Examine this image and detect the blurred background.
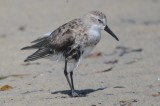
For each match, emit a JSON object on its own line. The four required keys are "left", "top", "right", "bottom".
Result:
{"left": 0, "top": 0, "right": 160, "bottom": 106}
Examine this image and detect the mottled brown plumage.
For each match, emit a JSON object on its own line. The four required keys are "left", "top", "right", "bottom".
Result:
{"left": 21, "top": 11, "right": 119, "bottom": 97}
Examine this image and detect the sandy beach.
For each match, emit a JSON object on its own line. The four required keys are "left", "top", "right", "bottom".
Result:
{"left": 0, "top": 0, "right": 160, "bottom": 106}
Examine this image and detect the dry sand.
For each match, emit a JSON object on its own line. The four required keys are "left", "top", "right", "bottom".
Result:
{"left": 0, "top": 0, "right": 160, "bottom": 106}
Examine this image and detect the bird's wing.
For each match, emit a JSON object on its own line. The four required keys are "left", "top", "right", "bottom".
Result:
{"left": 43, "top": 32, "right": 52, "bottom": 36}
{"left": 22, "top": 19, "right": 81, "bottom": 62}
{"left": 30, "top": 32, "right": 52, "bottom": 43}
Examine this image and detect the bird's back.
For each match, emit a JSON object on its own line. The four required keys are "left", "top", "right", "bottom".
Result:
{"left": 21, "top": 19, "right": 86, "bottom": 62}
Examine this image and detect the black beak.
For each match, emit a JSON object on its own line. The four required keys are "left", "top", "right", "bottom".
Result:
{"left": 104, "top": 25, "right": 119, "bottom": 41}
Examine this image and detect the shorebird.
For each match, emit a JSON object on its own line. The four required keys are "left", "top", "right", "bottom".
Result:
{"left": 21, "top": 11, "right": 119, "bottom": 97}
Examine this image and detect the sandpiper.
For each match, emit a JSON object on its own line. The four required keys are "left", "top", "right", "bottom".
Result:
{"left": 21, "top": 11, "right": 119, "bottom": 97}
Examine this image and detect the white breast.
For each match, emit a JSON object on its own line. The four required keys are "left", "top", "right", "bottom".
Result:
{"left": 87, "top": 26, "right": 101, "bottom": 44}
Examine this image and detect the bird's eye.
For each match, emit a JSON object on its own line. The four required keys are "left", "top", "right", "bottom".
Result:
{"left": 98, "top": 19, "right": 103, "bottom": 23}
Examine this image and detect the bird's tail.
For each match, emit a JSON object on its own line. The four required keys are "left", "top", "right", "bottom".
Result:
{"left": 21, "top": 46, "right": 35, "bottom": 50}
{"left": 21, "top": 36, "right": 48, "bottom": 50}
{"left": 24, "top": 47, "right": 54, "bottom": 62}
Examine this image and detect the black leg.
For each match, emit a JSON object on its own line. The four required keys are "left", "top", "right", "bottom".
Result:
{"left": 64, "top": 54, "right": 85, "bottom": 97}
{"left": 64, "top": 60, "right": 78, "bottom": 97}
{"left": 64, "top": 60, "right": 81, "bottom": 97}
{"left": 70, "top": 71, "right": 74, "bottom": 90}
{"left": 70, "top": 71, "right": 80, "bottom": 97}
{"left": 64, "top": 59, "right": 72, "bottom": 90}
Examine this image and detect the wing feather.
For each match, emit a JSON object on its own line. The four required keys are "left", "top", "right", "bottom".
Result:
{"left": 22, "top": 19, "right": 81, "bottom": 62}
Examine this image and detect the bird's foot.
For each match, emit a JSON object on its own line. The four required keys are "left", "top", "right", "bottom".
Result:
{"left": 71, "top": 91, "right": 86, "bottom": 97}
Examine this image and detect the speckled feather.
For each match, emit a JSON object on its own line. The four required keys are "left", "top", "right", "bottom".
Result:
{"left": 21, "top": 11, "right": 119, "bottom": 97}
{"left": 21, "top": 11, "right": 107, "bottom": 62}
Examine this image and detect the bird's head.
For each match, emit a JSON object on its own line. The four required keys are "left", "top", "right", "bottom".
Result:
{"left": 82, "top": 11, "right": 119, "bottom": 41}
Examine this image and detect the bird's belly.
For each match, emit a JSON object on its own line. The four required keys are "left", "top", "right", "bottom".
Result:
{"left": 82, "top": 46, "right": 95, "bottom": 58}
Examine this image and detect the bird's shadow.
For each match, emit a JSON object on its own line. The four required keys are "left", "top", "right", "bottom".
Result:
{"left": 51, "top": 87, "right": 107, "bottom": 97}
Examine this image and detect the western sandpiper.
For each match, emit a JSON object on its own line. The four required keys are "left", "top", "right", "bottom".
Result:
{"left": 21, "top": 11, "right": 119, "bottom": 97}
